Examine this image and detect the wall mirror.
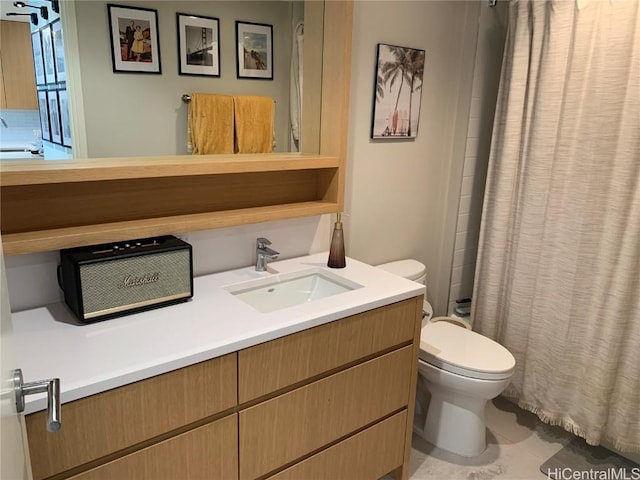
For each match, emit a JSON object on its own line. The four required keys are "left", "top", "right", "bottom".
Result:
{"left": 0, "top": 1, "right": 350, "bottom": 256}
{"left": 0, "top": 0, "right": 324, "bottom": 159}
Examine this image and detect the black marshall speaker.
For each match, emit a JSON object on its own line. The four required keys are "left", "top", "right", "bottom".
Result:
{"left": 58, "top": 236, "right": 193, "bottom": 323}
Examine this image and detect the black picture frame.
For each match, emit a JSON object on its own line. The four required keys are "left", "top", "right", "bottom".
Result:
{"left": 107, "top": 4, "right": 161, "bottom": 74}
{"left": 58, "top": 89, "right": 72, "bottom": 147}
{"left": 41, "top": 25, "right": 56, "bottom": 84}
{"left": 371, "top": 43, "right": 425, "bottom": 139}
{"left": 177, "top": 13, "right": 220, "bottom": 77}
{"left": 48, "top": 90, "right": 62, "bottom": 145}
{"left": 31, "top": 31, "right": 46, "bottom": 85}
{"left": 37, "top": 90, "right": 51, "bottom": 141}
{"left": 235, "top": 21, "right": 273, "bottom": 80}
{"left": 51, "top": 19, "right": 66, "bottom": 83}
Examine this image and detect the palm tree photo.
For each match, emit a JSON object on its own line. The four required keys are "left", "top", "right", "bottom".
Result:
{"left": 372, "top": 44, "right": 425, "bottom": 138}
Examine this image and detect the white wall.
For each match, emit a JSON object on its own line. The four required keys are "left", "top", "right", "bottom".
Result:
{"left": 74, "top": 0, "right": 300, "bottom": 157}
{"left": 344, "top": 0, "right": 480, "bottom": 315}
{"left": 5, "top": 216, "right": 331, "bottom": 312}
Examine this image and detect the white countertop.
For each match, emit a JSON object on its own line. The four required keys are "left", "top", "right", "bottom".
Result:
{"left": 11, "top": 253, "right": 424, "bottom": 414}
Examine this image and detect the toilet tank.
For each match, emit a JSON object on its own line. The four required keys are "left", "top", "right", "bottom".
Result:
{"left": 376, "top": 259, "right": 426, "bottom": 286}
{"left": 376, "top": 259, "right": 432, "bottom": 321}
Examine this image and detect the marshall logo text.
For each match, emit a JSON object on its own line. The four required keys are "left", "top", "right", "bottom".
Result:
{"left": 118, "top": 272, "right": 160, "bottom": 288}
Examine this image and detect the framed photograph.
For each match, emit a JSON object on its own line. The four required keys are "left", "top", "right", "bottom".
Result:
{"left": 48, "top": 90, "right": 62, "bottom": 145}
{"left": 37, "top": 90, "right": 50, "bottom": 141}
{"left": 41, "top": 25, "right": 56, "bottom": 84}
{"left": 58, "top": 90, "right": 72, "bottom": 147}
{"left": 371, "top": 43, "right": 425, "bottom": 139}
{"left": 107, "top": 4, "right": 161, "bottom": 74}
{"left": 235, "top": 21, "right": 272, "bottom": 79}
{"left": 31, "top": 31, "right": 45, "bottom": 85}
{"left": 51, "top": 19, "right": 66, "bottom": 83}
{"left": 177, "top": 13, "right": 220, "bottom": 76}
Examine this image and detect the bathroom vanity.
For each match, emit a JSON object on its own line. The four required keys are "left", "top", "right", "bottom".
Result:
{"left": 13, "top": 254, "right": 424, "bottom": 480}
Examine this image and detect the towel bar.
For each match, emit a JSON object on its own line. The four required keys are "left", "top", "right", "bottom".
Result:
{"left": 181, "top": 94, "right": 275, "bottom": 104}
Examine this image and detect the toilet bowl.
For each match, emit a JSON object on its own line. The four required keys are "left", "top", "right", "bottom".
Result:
{"left": 377, "top": 259, "right": 516, "bottom": 457}
{"left": 417, "top": 321, "right": 515, "bottom": 456}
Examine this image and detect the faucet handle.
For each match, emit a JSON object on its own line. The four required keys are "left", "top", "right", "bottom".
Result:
{"left": 256, "top": 237, "right": 271, "bottom": 248}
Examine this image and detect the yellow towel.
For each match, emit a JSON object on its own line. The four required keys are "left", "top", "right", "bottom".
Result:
{"left": 233, "top": 95, "right": 274, "bottom": 154}
{"left": 188, "top": 93, "right": 234, "bottom": 154}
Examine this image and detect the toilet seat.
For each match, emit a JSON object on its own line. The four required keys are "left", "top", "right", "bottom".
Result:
{"left": 419, "top": 322, "right": 515, "bottom": 380}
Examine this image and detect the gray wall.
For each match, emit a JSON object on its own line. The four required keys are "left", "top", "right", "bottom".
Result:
{"left": 74, "top": 0, "right": 300, "bottom": 157}
{"left": 344, "top": 0, "right": 480, "bottom": 316}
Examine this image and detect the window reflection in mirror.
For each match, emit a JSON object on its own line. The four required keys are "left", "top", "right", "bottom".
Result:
{"left": 0, "top": 0, "right": 72, "bottom": 161}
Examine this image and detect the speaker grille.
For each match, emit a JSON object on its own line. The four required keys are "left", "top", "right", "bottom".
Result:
{"left": 79, "top": 250, "right": 191, "bottom": 318}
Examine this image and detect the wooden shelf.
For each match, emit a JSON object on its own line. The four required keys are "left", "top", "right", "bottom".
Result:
{"left": 2, "top": 201, "right": 337, "bottom": 255}
{"left": 0, "top": 154, "right": 339, "bottom": 186}
{"left": 0, "top": 155, "right": 340, "bottom": 255}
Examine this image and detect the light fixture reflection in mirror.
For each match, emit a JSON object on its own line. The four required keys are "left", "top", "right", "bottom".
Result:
{"left": 5, "top": 11, "right": 38, "bottom": 25}
{"left": 13, "top": 1, "right": 48, "bottom": 20}
{"left": 47, "top": 0, "right": 59, "bottom": 14}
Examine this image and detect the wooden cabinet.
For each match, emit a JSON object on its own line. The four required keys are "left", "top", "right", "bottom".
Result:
{"left": 26, "top": 297, "right": 422, "bottom": 480}
{"left": 68, "top": 416, "right": 238, "bottom": 480}
{"left": 0, "top": 20, "right": 38, "bottom": 110}
{"left": 239, "top": 347, "right": 413, "bottom": 480}
{"left": 238, "top": 298, "right": 417, "bottom": 403}
{"left": 26, "top": 353, "right": 237, "bottom": 480}
{"left": 267, "top": 411, "right": 408, "bottom": 480}
{"left": 237, "top": 297, "right": 421, "bottom": 479}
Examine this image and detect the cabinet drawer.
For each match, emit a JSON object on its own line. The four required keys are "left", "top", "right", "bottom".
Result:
{"left": 69, "top": 415, "right": 238, "bottom": 480}
{"left": 27, "top": 353, "right": 237, "bottom": 480}
{"left": 239, "top": 297, "right": 420, "bottom": 402}
{"left": 267, "top": 411, "right": 407, "bottom": 480}
{"left": 239, "top": 346, "right": 414, "bottom": 480}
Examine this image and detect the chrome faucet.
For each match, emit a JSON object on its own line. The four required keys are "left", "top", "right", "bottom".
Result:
{"left": 256, "top": 237, "right": 279, "bottom": 272}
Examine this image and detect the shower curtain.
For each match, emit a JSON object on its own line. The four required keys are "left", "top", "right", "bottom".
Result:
{"left": 290, "top": 21, "right": 304, "bottom": 151}
{"left": 472, "top": 0, "right": 640, "bottom": 452}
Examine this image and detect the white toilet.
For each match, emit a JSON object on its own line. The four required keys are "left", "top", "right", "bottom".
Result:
{"left": 377, "top": 260, "right": 516, "bottom": 457}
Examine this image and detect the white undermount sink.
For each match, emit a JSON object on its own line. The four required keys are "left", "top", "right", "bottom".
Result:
{"left": 224, "top": 267, "right": 363, "bottom": 313}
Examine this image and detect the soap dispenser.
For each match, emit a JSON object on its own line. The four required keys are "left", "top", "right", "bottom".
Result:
{"left": 327, "top": 212, "right": 346, "bottom": 268}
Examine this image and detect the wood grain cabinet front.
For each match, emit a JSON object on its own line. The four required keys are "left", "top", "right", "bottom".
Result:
{"left": 0, "top": 20, "right": 38, "bottom": 110}
{"left": 26, "top": 353, "right": 237, "bottom": 480}
{"left": 67, "top": 415, "right": 238, "bottom": 480}
{"left": 239, "top": 346, "right": 414, "bottom": 480}
{"left": 266, "top": 411, "right": 408, "bottom": 480}
{"left": 238, "top": 297, "right": 419, "bottom": 403}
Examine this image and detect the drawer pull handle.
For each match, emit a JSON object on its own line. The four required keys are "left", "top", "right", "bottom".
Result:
{"left": 13, "top": 368, "right": 61, "bottom": 432}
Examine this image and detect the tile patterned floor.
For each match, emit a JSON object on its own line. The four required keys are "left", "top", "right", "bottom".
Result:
{"left": 405, "top": 396, "right": 578, "bottom": 480}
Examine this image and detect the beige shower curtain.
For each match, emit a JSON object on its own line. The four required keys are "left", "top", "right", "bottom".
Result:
{"left": 472, "top": 0, "right": 640, "bottom": 452}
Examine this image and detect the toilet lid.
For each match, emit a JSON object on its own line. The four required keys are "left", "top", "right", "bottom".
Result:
{"left": 419, "top": 322, "right": 515, "bottom": 380}
{"left": 376, "top": 259, "right": 425, "bottom": 281}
